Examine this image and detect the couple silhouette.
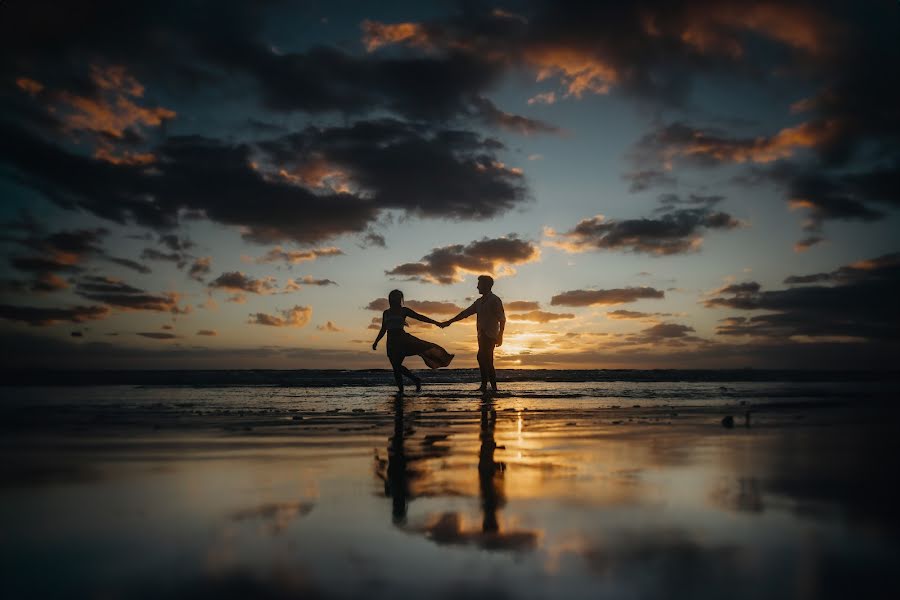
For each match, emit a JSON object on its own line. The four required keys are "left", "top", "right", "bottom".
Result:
{"left": 372, "top": 275, "right": 506, "bottom": 395}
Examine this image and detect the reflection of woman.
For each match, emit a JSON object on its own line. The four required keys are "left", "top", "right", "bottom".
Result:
{"left": 372, "top": 290, "right": 454, "bottom": 395}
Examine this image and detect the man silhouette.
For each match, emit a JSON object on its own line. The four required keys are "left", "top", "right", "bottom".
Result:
{"left": 442, "top": 275, "right": 505, "bottom": 394}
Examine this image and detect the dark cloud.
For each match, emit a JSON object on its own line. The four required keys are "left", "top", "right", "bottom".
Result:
{"left": 793, "top": 236, "right": 825, "bottom": 253}
{"left": 362, "top": 1, "right": 840, "bottom": 108}
{"left": 248, "top": 305, "right": 312, "bottom": 328}
{"left": 626, "top": 322, "right": 701, "bottom": 345}
{"left": 469, "top": 96, "right": 562, "bottom": 135}
{"left": 548, "top": 202, "right": 741, "bottom": 256}
{"left": 137, "top": 332, "right": 177, "bottom": 340}
{"left": 74, "top": 275, "right": 188, "bottom": 313}
{"left": 284, "top": 276, "right": 337, "bottom": 292}
{"left": 208, "top": 272, "right": 277, "bottom": 295}
{"left": 606, "top": 310, "right": 673, "bottom": 320}
{"left": 188, "top": 257, "right": 212, "bottom": 282}
{"left": 107, "top": 256, "right": 152, "bottom": 274}
{"left": 706, "top": 253, "right": 900, "bottom": 340}
{"left": 2, "top": 117, "right": 528, "bottom": 245}
{"left": 257, "top": 119, "right": 529, "bottom": 223}
{"left": 551, "top": 287, "right": 665, "bottom": 307}
{"left": 3, "top": 226, "right": 107, "bottom": 289}
{"left": 386, "top": 235, "right": 539, "bottom": 284}
{"left": 158, "top": 234, "right": 193, "bottom": 252}
{"left": 0, "top": 303, "right": 109, "bottom": 326}
{"left": 360, "top": 232, "right": 386, "bottom": 248}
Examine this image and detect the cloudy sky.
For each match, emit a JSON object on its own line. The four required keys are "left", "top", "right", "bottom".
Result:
{"left": 1, "top": 0, "right": 897, "bottom": 369}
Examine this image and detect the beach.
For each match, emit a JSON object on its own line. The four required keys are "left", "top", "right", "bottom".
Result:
{"left": 2, "top": 371, "right": 899, "bottom": 599}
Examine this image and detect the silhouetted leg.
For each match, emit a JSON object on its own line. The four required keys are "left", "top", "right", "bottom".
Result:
{"left": 388, "top": 352, "right": 405, "bottom": 394}
{"left": 400, "top": 365, "right": 421, "bottom": 391}
{"left": 478, "top": 335, "right": 498, "bottom": 392}
{"left": 477, "top": 337, "right": 490, "bottom": 391}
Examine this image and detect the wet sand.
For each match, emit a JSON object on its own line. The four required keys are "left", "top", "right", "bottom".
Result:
{"left": 2, "top": 388, "right": 899, "bottom": 599}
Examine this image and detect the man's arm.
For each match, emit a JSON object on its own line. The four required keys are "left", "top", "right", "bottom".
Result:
{"left": 442, "top": 301, "right": 477, "bottom": 327}
{"left": 495, "top": 298, "right": 506, "bottom": 347}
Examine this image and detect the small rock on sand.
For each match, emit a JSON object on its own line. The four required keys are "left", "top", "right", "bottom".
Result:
{"left": 721, "top": 415, "right": 735, "bottom": 428}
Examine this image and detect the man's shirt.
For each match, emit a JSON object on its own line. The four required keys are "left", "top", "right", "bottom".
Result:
{"left": 459, "top": 293, "right": 505, "bottom": 339}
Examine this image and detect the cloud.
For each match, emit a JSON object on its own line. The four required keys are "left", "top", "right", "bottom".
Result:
{"left": 551, "top": 287, "right": 665, "bottom": 307}
{"left": 251, "top": 246, "right": 344, "bottom": 265}
{"left": 196, "top": 329, "right": 217, "bottom": 336}
{"left": 634, "top": 120, "right": 840, "bottom": 168}
{"left": 284, "top": 276, "right": 337, "bottom": 292}
{"left": 366, "top": 298, "right": 464, "bottom": 315}
{"left": 208, "top": 272, "right": 278, "bottom": 295}
{"left": 705, "top": 253, "right": 900, "bottom": 340}
{"left": 249, "top": 305, "right": 312, "bottom": 328}
{"left": 527, "top": 91, "right": 556, "bottom": 105}
{"left": 107, "top": 256, "right": 152, "bottom": 274}
{"left": 74, "top": 275, "right": 187, "bottom": 313}
{"left": 137, "top": 332, "right": 177, "bottom": 340}
{"left": 386, "top": 235, "right": 540, "bottom": 284}
{"left": 793, "top": 236, "right": 825, "bottom": 253}
{"left": 606, "top": 310, "right": 673, "bottom": 320}
{"left": 0, "top": 303, "right": 110, "bottom": 326}
{"left": 188, "top": 257, "right": 212, "bottom": 282}
{"left": 316, "top": 321, "right": 342, "bottom": 333}
{"left": 626, "top": 322, "right": 700, "bottom": 345}
{"left": 505, "top": 301, "right": 541, "bottom": 312}
{"left": 546, "top": 200, "right": 741, "bottom": 256}
{"left": 361, "top": 1, "right": 837, "bottom": 108}
{"left": 2, "top": 117, "right": 529, "bottom": 246}
{"left": 469, "top": 96, "right": 561, "bottom": 135}
{"left": 506, "top": 310, "right": 575, "bottom": 323}
{"left": 158, "top": 234, "right": 193, "bottom": 252}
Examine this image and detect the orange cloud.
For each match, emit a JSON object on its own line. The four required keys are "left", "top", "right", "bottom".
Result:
{"left": 507, "top": 310, "right": 575, "bottom": 323}
{"left": 681, "top": 3, "right": 833, "bottom": 57}
{"left": 249, "top": 305, "right": 312, "bottom": 328}
{"left": 251, "top": 246, "right": 344, "bottom": 265}
{"left": 317, "top": 321, "right": 342, "bottom": 333}
{"left": 15, "top": 77, "right": 44, "bottom": 96}
{"left": 93, "top": 147, "right": 156, "bottom": 166}
{"left": 525, "top": 46, "right": 619, "bottom": 97}
{"left": 362, "top": 20, "right": 432, "bottom": 52}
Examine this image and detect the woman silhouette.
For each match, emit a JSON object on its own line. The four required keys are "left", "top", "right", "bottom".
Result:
{"left": 372, "top": 290, "right": 454, "bottom": 394}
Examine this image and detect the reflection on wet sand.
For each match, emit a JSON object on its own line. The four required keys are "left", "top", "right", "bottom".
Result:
{"left": 378, "top": 399, "right": 538, "bottom": 551}
{"left": 3, "top": 387, "right": 900, "bottom": 599}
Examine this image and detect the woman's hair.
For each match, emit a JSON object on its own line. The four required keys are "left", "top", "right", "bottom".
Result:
{"left": 388, "top": 289, "right": 404, "bottom": 309}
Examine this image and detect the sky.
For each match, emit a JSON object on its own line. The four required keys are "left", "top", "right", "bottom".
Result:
{"left": 1, "top": 0, "right": 898, "bottom": 370}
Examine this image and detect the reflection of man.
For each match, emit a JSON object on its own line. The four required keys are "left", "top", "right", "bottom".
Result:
{"left": 442, "top": 275, "right": 505, "bottom": 394}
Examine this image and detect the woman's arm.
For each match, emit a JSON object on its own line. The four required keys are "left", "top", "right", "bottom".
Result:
{"left": 372, "top": 312, "right": 387, "bottom": 350}
{"left": 405, "top": 308, "right": 440, "bottom": 326}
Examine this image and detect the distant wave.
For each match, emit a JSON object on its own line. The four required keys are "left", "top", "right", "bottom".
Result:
{"left": 3, "top": 368, "right": 898, "bottom": 387}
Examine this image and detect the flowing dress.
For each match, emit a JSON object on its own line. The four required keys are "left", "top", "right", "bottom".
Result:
{"left": 384, "top": 308, "right": 454, "bottom": 369}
